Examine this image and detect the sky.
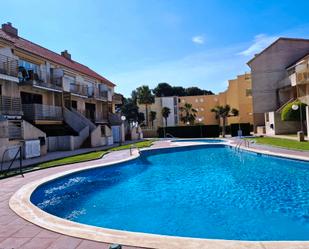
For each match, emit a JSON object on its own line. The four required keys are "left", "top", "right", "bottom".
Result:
{"left": 1, "top": 0, "right": 309, "bottom": 97}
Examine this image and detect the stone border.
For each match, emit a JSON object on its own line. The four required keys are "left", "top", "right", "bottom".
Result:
{"left": 9, "top": 141, "right": 309, "bottom": 249}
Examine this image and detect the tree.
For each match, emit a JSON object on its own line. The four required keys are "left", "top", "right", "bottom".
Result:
{"left": 149, "top": 111, "right": 157, "bottom": 127}
{"left": 161, "top": 107, "right": 171, "bottom": 127}
{"left": 211, "top": 105, "right": 238, "bottom": 137}
{"left": 179, "top": 103, "right": 197, "bottom": 125}
{"left": 153, "top": 83, "right": 174, "bottom": 97}
{"left": 172, "top": 86, "right": 186, "bottom": 96}
{"left": 137, "top": 112, "right": 145, "bottom": 125}
{"left": 120, "top": 98, "right": 139, "bottom": 123}
{"left": 186, "top": 87, "right": 214, "bottom": 96}
{"left": 135, "top": 85, "right": 154, "bottom": 126}
{"left": 131, "top": 90, "right": 138, "bottom": 104}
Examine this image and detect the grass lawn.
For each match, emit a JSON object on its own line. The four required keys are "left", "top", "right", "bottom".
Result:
{"left": 38, "top": 139, "right": 154, "bottom": 168}
{"left": 246, "top": 137, "right": 309, "bottom": 151}
{"left": 0, "top": 139, "right": 154, "bottom": 179}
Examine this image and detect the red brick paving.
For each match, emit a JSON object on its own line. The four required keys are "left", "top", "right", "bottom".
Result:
{"left": 0, "top": 150, "right": 145, "bottom": 249}
{"left": 1, "top": 140, "right": 308, "bottom": 249}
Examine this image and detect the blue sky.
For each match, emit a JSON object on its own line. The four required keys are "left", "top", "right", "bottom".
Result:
{"left": 1, "top": 0, "right": 309, "bottom": 96}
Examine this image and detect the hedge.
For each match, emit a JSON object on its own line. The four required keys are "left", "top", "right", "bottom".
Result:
{"left": 281, "top": 100, "right": 307, "bottom": 121}
{"left": 157, "top": 125, "right": 220, "bottom": 138}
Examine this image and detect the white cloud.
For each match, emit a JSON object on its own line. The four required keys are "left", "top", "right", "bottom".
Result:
{"left": 192, "top": 35, "right": 205, "bottom": 45}
{"left": 238, "top": 34, "right": 278, "bottom": 56}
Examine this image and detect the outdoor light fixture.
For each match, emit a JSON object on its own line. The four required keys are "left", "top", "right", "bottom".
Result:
{"left": 119, "top": 116, "right": 126, "bottom": 146}
{"left": 292, "top": 104, "right": 299, "bottom": 111}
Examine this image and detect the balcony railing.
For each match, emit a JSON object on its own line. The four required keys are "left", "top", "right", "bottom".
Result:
{"left": 0, "top": 96, "right": 22, "bottom": 116}
{"left": 34, "top": 76, "right": 63, "bottom": 91}
{"left": 112, "top": 94, "right": 123, "bottom": 104}
{"left": 96, "top": 89, "right": 108, "bottom": 100}
{"left": 70, "top": 83, "right": 88, "bottom": 96}
{"left": 22, "top": 104, "right": 63, "bottom": 121}
{"left": 296, "top": 70, "right": 309, "bottom": 85}
{"left": 0, "top": 54, "right": 18, "bottom": 78}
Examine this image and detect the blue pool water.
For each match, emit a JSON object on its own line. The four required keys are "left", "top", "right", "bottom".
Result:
{"left": 31, "top": 145, "right": 309, "bottom": 241}
{"left": 171, "top": 139, "right": 224, "bottom": 143}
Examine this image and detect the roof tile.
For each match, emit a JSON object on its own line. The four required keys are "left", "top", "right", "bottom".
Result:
{"left": 0, "top": 29, "right": 115, "bottom": 87}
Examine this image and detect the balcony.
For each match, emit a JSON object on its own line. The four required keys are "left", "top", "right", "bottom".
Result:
{"left": 112, "top": 93, "right": 123, "bottom": 104}
{"left": 95, "top": 89, "right": 108, "bottom": 101}
{"left": 35, "top": 76, "right": 63, "bottom": 92}
{"left": 22, "top": 104, "right": 63, "bottom": 121}
{"left": 0, "top": 54, "right": 18, "bottom": 79}
{"left": 0, "top": 96, "right": 22, "bottom": 116}
{"left": 70, "top": 83, "right": 88, "bottom": 97}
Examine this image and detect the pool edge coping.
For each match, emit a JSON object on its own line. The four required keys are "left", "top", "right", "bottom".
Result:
{"left": 8, "top": 141, "right": 309, "bottom": 249}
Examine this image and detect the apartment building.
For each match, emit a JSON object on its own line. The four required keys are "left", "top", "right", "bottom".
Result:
{"left": 138, "top": 96, "right": 179, "bottom": 129}
{"left": 247, "top": 38, "right": 309, "bottom": 132}
{"left": 178, "top": 95, "right": 219, "bottom": 125}
{"left": 179, "top": 73, "right": 253, "bottom": 126}
{"left": 138, "top": 73, "right": 253, "bottom": 133}
{"left": 218, "top": 73, "right": 253, "bottom": 125}
{"left": 0, "top": 22, "right": 122, "bottom": 160}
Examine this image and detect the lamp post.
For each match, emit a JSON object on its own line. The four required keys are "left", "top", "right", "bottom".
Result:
{"left": 292, "top": 103, "right": 304, "bottom": 141}
{"left": 198, "top": 118, "right": 203, "bottom": 137}
{"left": 119, "top": 115, "right": 126, "bottom": 146}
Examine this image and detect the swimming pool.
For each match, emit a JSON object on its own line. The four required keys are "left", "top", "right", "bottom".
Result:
{"left": 30, "top": 145, "right": 309, "bottom": 241}
{"left": 171, "top": 138, "right": 224, "bottom": 143}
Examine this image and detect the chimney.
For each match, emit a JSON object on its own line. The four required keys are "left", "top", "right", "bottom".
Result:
{"left": 61, "top": 50, "right": 71, "bottom": 60}
{"left": 1, "top": 22, "right": 18, "bottom": 37}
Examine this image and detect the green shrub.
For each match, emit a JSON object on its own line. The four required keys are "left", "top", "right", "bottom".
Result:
{"left": 281, "top": 100, "right": 307, "bottom": 121}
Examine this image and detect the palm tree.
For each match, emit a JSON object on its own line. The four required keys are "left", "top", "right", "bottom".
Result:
{"left": 211, "top": 105, "right": 238, "bottom": 137}
{"left": 136, "top": 85, "right": 154, "bottom": 126}
{"left": 179, "top": 103, "right": 197, "bottom": 125}
{"left": 149, "top": 111, "right": 157, "bottom": 128}
{"left": 161, "top": 107, "right": 171, "bottom": 127}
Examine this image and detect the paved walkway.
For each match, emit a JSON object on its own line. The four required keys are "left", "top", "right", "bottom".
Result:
{"left": 1, "top": 140, "right": 142, "bottom": 171}
{"left": 1, "top": 140, "right": 309, "bottom": 249}
{"left": 230, "top": 137, "right": 309, "bottom": 157}
{"left": 0, "top": 150, "right": 145, "bottom": 249}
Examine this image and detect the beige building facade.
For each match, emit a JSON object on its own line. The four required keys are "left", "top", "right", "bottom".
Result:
{"left": 0, "top": 22, "right": 123, "bottom": 161}
{"left": 138, "top": 73, "right": 253, "bottom": 131}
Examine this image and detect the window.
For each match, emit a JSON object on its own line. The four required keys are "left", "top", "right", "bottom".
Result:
{"left": 195, "top": 99, "right": 198, "bottom": 103}
{"left": 246, "top": 89, "right": 252, "bottom": 97}
{"left": 200, "top": 98, "right": 204, "bottom": 102}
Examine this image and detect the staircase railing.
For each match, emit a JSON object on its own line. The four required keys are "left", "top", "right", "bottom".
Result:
{"left": 0, "top": 145, "right": 23, "bottom": 177}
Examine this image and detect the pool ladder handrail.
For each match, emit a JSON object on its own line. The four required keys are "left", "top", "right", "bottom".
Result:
{"left": 235, "top": 139, "right": 249, "bottom": 150}
{"left": 130, "top": 144, "right": 140, "bottom": 156}
{"left": 165, "top": 133, "right": 176, "bottom": 138}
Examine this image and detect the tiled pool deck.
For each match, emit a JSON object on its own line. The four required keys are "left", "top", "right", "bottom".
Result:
{"left": 2, "top": 140, "right": 309, "bottom": 249}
